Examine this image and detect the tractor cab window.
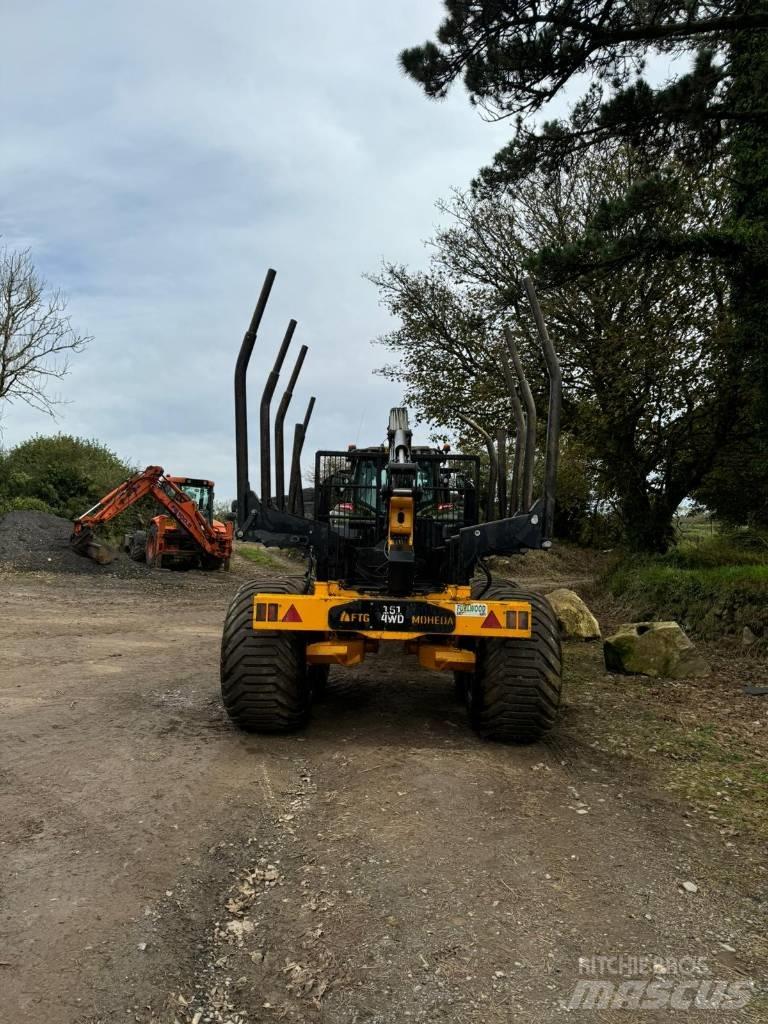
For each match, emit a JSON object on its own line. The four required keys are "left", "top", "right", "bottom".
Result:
{"left": 181, "top": 484, "right": 214, "bottom": 521}
{"left": 353, "top": 460, "right": 380, "bottom": 513}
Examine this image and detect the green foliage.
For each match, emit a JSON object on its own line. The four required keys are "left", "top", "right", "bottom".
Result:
{"left": 402, "top": 1, "right": 768, "bottom": 525}
{"left": 695, "top": 426, "right": 768, "bottom": 527}
{"left": 402, "top": 4, "right": 761, "bottom": 200}
{"left": 541, "top": 436, "right": 620, "bottom": 547}
{"left": 609, "top": 560, "right": 768, "bottom": 604}
{"left": 0, "top": 495, "right": 55, "bottom": 517}
{"left": 371, "top": 144, "right": 733, "bottom": 552}
{"left": 0, "top": 435, "right": 135, "bottom": 521}
{"left": 607, "top": 537, "right": 768, "bottom": 637}
{"left": 664, "top": 533, "right": 768, "bottom": 569}
{"left": 237, "top": 544, "right": 291, "bottom": 570}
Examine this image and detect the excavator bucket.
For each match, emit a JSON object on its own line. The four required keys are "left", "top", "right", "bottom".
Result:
{"left": 69, "top": 528, "right": 117, "bottom": 565}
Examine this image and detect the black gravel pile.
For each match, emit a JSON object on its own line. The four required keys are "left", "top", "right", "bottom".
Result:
{"left": 0, "top": 510, "right": 72, "bottom": 558}
{"left": 0, "top": 509, "right": 147, "bottom": 576}
{"left": 0, "top": 509, "right": 241, "bottom": 589}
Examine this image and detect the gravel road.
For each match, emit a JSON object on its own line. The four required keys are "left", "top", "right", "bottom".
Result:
{"left": 0, "top": 560, "right": 764, "bottom": 1022}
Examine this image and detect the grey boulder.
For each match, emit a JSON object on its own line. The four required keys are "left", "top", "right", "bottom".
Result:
{"left": 604, "top": 621, "right": 710, "bottom": 678}
{"left": 545, "top": 588, "right": 601, "bottom": 641}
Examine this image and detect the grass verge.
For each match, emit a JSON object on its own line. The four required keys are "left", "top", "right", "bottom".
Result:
{"left": 605, "top": 538, "right": 768, "bottom": 637}
{"left": 236, "top": 542, "right": 298, "bottom": 571}
{"left": 562, "top": 642, "right": 768, "bottom": 843}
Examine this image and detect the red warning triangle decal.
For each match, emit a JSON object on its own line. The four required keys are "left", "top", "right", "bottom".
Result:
{"left": 481, "top": 609, "right": 502, "bottom": 629}
{"left": 281, "top": 604, "right": 302, "bottom": 623}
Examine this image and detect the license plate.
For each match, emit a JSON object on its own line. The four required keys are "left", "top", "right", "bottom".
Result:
{"left": 328, "top": 600, "right": 456, "bottom": 633}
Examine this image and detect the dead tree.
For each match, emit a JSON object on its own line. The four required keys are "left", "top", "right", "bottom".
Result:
{"left": 0, "top": 247, "right": 92, "bottom": 414}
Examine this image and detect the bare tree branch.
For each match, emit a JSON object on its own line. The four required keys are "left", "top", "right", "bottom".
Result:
{"left": 0, "top": 246, "right": 92, "bottom": 415}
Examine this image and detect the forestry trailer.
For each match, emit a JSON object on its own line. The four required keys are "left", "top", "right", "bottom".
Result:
{"left": 221, "top": 269, "right": 563, "bottom": 742}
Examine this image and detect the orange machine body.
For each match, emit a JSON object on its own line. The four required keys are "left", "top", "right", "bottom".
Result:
{"left": 72, "top": 466, "right": 234, "bottom": 570}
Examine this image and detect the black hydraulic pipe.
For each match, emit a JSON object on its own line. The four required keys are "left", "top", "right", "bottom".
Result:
{"left": 501, "top": 349, "right": 526, "bottom": 512}
{"left": 287, "top": 423, "right": 304, "bottom": 516}
{"left": 297, "top": 395, "right": 316, "bottom": 517}
{"left": 235, "top": 269, "right": 276, "bottom": 528}
{"left": 259, "top": 319, "right": 296, "bottom": 505}
{"left": 288, "top": 396, "right": 316, "bottom": 516}
{"left": 497, "top": 427, "right": 507, "bottom": 519}
{"left": 275, "top": 344, "right": 308, "bottom": 510}
{"left": 302, "top": 394, "right": 316, "bottom": 433}
{"left": 523, "top": 276, "right": 562, "bottom": 542}
{"left": 503, "top": 325, "right": 537, "bottom": 512}
{"left": 456, "top": 412, "right": 497, "bottom": 522}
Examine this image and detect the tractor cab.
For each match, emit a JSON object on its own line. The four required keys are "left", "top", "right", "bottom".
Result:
{"left": 169, "top": 478, "right": 215, "bottom": 523}
{"left": 315, "top": 443, "right": 479, "bottom": 592}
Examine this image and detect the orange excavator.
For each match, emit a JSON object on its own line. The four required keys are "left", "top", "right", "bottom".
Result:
{"left": 70, "top": 466, "right": 234, "bottom": 570}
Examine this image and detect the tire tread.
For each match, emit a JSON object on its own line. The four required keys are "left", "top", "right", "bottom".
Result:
{"left": 469, "top": 578, "right": 563, "bottom": 743}
{"left": 220, "top": 575, "right": 311, "bottom": 733}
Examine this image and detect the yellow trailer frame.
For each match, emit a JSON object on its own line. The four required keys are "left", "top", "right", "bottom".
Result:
{"left": 250, "top": 581, "right": 533, "bottom": 673}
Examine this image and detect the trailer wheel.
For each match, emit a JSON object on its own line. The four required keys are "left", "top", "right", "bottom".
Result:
{"left": 467, "top": 580, "right": 562, "bottom": 743}
{"left": 220, "top": 576, "right": 311, "bottom": 733}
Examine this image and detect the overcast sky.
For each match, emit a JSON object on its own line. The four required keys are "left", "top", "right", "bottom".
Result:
{"left": 0, "top": 2, "right": 529, "bottom": 501}
{"left": 0, "top": 1, "right": 525, "bottom": 500}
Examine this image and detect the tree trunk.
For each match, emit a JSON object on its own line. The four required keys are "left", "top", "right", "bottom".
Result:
{"left": 620, "top": 500, "right": 678, "bottom": 554}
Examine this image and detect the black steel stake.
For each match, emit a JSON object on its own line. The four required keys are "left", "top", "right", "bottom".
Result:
{"left": 503, "top": 325, "right": 537, "bottom": 512}
{"left": 275, "top": 344, "right": 308, "bottom": 510}
{"left": 288, "top": 396, "right": 316, "bottom": 516}
{"left": 259, "top": 320, "right": 296, "bottom": 505}
{"left": 235, "top": 269, "right": 276, "bottom": 529}
{"left": 523, "top": 276, "right": 562, "bottom": 542}
{"left": 501, "top": 349, "right": 526, "bottom": 514}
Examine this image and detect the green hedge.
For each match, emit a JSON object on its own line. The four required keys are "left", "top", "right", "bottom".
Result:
{"left": 0, "top": 435, "right": 151, "bottom": 533}
{"left": 607, "top": 556, "right": 768, "bottom": 638}
{"left": 0, "top": 495, "right": 56, "bottom": 517}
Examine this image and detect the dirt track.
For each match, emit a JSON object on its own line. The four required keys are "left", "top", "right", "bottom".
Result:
{"left": 1, "top": 560, "right": 766, "bottom": 1022}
